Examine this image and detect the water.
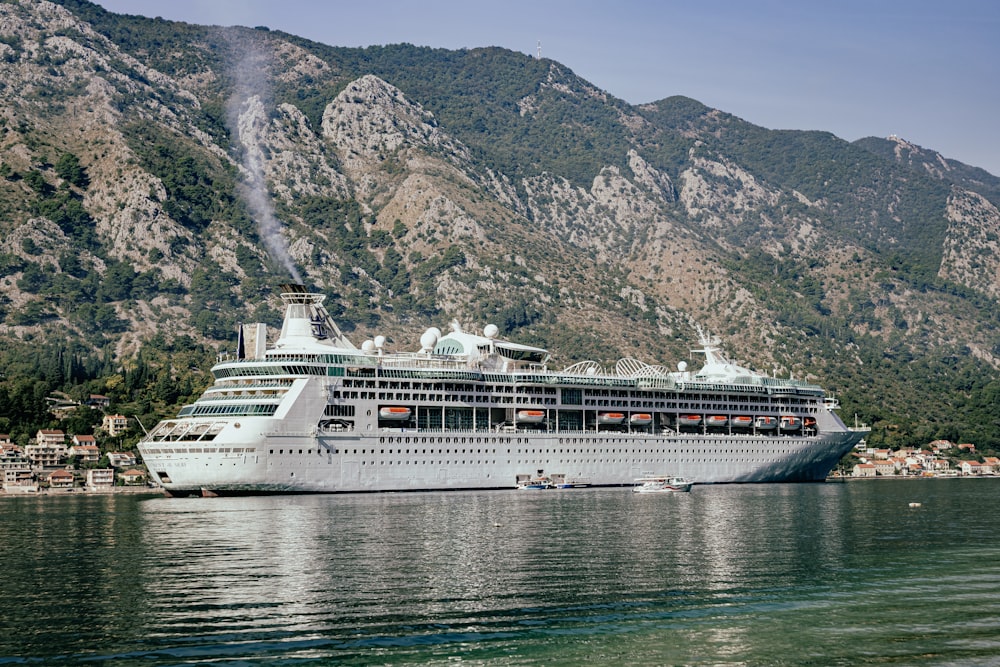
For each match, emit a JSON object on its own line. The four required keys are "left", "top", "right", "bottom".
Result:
{"left": 2, "top": 479, "right": 1000, "bottom": 666}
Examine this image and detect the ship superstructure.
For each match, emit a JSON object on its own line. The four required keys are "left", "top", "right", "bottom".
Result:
{"left": 137, "top": 284, "right": 868, "bottom": 495}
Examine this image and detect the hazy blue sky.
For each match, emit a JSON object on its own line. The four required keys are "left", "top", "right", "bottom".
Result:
{"left": 95, "top": 0, "right": 999, "bottom": 176}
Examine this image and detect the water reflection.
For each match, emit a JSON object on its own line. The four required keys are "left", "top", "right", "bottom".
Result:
{"left": 135, "top": 485, "right": 866, "bottom": 655}
{"left": 3, "top": 481, "right": 999, "bottom": 665}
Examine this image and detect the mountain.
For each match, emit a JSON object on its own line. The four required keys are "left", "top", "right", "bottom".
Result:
{"left": 0, "top": 0, "right": 998, "bottom": 450}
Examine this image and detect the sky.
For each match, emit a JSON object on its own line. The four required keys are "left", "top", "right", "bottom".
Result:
{"left": 94, "top": 0, "right": 1000, "bottom": 176}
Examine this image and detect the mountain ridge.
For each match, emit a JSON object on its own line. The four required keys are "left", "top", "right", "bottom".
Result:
{"left": 0, "top": 0, "right": 997, "bottom": 451}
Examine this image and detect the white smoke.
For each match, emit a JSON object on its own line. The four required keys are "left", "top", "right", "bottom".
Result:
{"left": 223, "top": 33, "right": 303, "bottom": 284}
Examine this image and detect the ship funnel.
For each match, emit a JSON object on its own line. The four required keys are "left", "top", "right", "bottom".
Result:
{"left": 275, "top": 284, "right": 355, "bottom": 350}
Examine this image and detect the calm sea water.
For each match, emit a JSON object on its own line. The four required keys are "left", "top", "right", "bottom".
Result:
{"left": 2, "top": 479, "right": 999, "bottom": 666}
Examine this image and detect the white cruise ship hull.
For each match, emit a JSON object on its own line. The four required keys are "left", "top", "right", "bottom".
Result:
{"left": 140, "top": 427, "right": 865, "bottom": 496}
{"left": 137, "top": 284, "right": 868, "bottom": 496}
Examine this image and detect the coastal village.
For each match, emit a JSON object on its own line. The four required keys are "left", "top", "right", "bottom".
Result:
{"left": 845, "top": 440, "right": 993, "bottom": 478}
{"left": 0, "top": 393, "right": 152, "bottom": 494}
{"left": 0, "top": 392, "right": 993, "bottom": 494}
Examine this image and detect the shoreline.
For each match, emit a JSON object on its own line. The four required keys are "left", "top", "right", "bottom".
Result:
{"left": 829, "top": 474, "right": 995, "bottom": 481}
{"left": 0, "top": 486, "right": 167, "bottom": 498}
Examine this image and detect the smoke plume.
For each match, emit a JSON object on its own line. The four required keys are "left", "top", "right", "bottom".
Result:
{"left": 222, "top": 32, "right": 303, "bottom": 284}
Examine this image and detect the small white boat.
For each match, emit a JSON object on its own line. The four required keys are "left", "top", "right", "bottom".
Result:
{"left": 706, "top": 415, "right": 728, "bottom": 428}
{"left": 597, "top": 412, "right": 625, "bottom": 425}
{"left": 632, "top": 475, "right": 693, "bottom": 493}
{"left": 551, "top": 473, "right": 591, "bottom": 488}
{"left": 779, "top": 416, "right": 801, "bottom": 432}
{"left": 379, "top": 406, "right": 411, "bottom": 420}
{"left": 731, "top": 415, "right": 754, "bottom": 428}
{"left": 754, "top": 416, "right": 778, "bottom": 430}
{"left": 516, "top": 409, "right": 545, "bottom": 424}
{"left": 555, "top": 480, "right": 591, "bottom": 488}
{"left": 517, "top": 477, "right": 555, "bottom": 490}
{"left": 629, "top": 413, "right": 653, "bottom": 426}
{"left": 677, "top": 414, "right": 702, "bottom": 427}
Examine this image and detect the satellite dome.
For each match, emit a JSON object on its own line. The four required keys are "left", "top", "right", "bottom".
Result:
{"left": 483, "top": 323, "right": 499, "bottom": 339}
{"left": 678, "top": 361, "right": 688, "bottom": 372}
{"left": 374, "top": 335, "right": 386, "bottom": 348}
{"left": 361, "top": 340, "right": 376, "bottom": 352}
{"left": 420, "top": 328, "right": 440, "bottom": 351}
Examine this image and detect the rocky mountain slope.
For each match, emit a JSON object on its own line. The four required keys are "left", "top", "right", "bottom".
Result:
{"left": 1, "top": 0, "right": 998, "bottom": 447}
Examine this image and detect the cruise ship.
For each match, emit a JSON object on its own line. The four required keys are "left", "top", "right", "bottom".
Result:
{"left": 137, "top": 284, "right": 868, "bottom": 496}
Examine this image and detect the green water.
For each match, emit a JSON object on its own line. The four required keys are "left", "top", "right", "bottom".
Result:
{"left": 1, "top": 479, "right": 998, "bottom": 665}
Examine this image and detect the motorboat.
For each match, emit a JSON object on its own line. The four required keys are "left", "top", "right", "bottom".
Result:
{"left": 631, "top": 475, "right": 693, "bottom": 493}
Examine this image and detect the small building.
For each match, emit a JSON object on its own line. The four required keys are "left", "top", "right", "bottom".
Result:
{"left": 120, "top": 469, "right": 146, "bottom": 485}
{"left": 2, "top": 444, "right": 35, "bottom": 492}
{"left": 960, "top": 460, "right": 983, "bottom": 476}
{"left": 86, "top": 468, "right": 115, "bottom": 489}
{"left": 69, "top": 439, "right": 101, "bottom": 464}
{"left": 107, "top": 452, "right": 138, "bottom": 468}
{"left": 25, "top": 443, "right": 68, "bottom": 469}
{"left": 87, "top": 394, "right": 111, "bottom": 409}
{"left": 47, "top": 469, "right": 75, "bottom": 489}
{"left": 981, "top": 457, "right": 999, "bottom": 474}
{"left": 924, "top": 458, "right": 951, "bottom": 472}
{"left": 853, "top": 463, "right": 876, "bottom": 477}
{"left": 102, "top": 414, "right": 129, "bottom": 437}
{"left": 3, "top": 468, "right": 35, "bottom": 492}
{"left": 36, "top": 429, "right": 66, "bottom": 447}
{"left": 873, "top": 460, "right": 897, "bottom": 476}
{"left": 1, "top": 441, "right": 23, "bottom": 459}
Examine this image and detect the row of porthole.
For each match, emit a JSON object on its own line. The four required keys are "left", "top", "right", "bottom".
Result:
{"left": 274, "top": 455, "right": 785, "bottom": 465}
{"left": 273, "top": 446, "right": 794, "bottom": 457}
{"left": 377, "top": 435, "right": 528, "bottom": 445}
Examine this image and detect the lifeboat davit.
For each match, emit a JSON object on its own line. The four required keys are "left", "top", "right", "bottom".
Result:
{"left": 677, "top": 414, "right": 702, "bottom": 427}
{"left": 597, "top": 412, "right": 625, "bottom": 425}
{"left": 779, "top": 416, "right": 801, "bottom": 431}
{"left": 379, "top": 406, "right": 412, "bottom": 421}
{"left": 706, "top": 415, "right": 728, "bottom": 427}
{"left": 754, "top": 416, "right": 778, "bottom": 430}
{"left": 731, "top": 416, "right": 753, "bottom": 428}
{"left": 629, "top": 413, "right": 653, "bottom": 426}
{"left": 516, "top": 409, "right": 545, "bottom": 424}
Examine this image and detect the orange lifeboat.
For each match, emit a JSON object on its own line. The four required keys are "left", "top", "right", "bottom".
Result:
{"left": 706, "top": 415, "right": 728, "bottom": 428}
{"left": 597, "top": 412, "right": 625, "bottom": 425}
{"left": 516, "top": 409, "right": 546, "bottom": 424}
{"left": 803, "top": 417, "right": 817, "bottom": 429}
{"left": 379, "top": 406, "right": 412, "bottom": 421}
{"left": 677, "top": 414, "right": 702, "bottom": 427}
{"left": 779, "top": 416, "right": 801, "bottom": 431}
{"left": 629, "top": 413, "right": 653, "bottom": 426}
{"left": 754, "top": 416, "right": 778, "bottom": 430}
{"left": 732, "top": 416, "right": 753, "bottom": 428}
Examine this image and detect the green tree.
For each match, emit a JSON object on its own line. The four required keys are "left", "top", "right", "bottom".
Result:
{"left": 54, "top": 152, "right": 89, "bottom": 188}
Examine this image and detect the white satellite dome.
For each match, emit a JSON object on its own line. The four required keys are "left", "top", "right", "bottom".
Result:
{"left": 420, "top": 328, "right": 441, "bottom": 351}
{"left": 361, "top": 339, "right": 376, "bottom": 352}
{"left": 374, "top": 335, "right": 386, "bottom": 349}
{"left": 678, "top": 361, "right": 688, "bottom": 372}
{"left": 483, "top": 323, "right": 499, "bottom": 339}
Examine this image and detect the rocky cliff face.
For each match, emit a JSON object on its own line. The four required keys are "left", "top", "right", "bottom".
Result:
{"left": 2, "top": 0, "right": 999, "bottom": 398}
